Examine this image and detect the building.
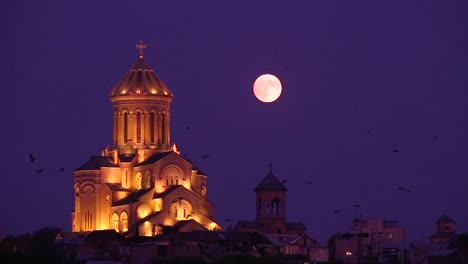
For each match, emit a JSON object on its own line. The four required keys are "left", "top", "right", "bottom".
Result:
{"left": 430, "top": 213, "right": 458, "bottom": 244}
{"left": 72, "top": 41, "right": 220, "bottom": 236}
{"left": 235, "top": 165, "right": 306, "bottom": 235}
{"left": 234, "top": 166, "right": 326, "bottom": 261}
{"left": 329, "top": 216, "right": 408, "bottom": 263}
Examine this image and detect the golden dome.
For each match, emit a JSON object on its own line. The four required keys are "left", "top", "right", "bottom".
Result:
{"left": 110, "top": 41, "right": 173, "bottom": 98}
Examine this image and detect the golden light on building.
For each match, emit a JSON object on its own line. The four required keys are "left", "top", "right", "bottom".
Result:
{"left": 72, "top": 41, "right": 220, "bottom": 235}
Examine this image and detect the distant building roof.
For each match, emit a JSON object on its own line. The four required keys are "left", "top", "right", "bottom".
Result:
{"left": 113, "top": 188, "right": 152, "bottom": 206}
{"left": 430, "top": 232, "right": 458, "bottom": 240}
{"left": 437, "top": 213, "right": 456, "bottom": 224}
{"left": 254, "top": 168, "right": 287, "bottom": 191}
{"left": 172, "top": 219, "right": 208, "bottom": 231}
{"left": 75, "top": 156, "right": 118, "bottom": 171}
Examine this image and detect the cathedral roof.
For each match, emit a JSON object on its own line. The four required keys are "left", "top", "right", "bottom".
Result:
{"left": 254, "top": 168, "right": 287, "bottom": 191}
{"left": 135, "top": 211, "right": 162, "bottom": 227}
{"left": 437, "top": 213, "right": 456, "bottom": 224}
{"left": 119, "top": 154, "right": 136, "bottom": 163}
{"left": 112, "top": 187, "right": 152, "bottom": 206}
{"left": 110, "top": 41, "right": 173, "bottom": 98}
{"left": 136, "top": 151, "right": 173, "bottom": 167}
{"left": 75, "top": 155, "right": 118, "bottom": 171}
{"left": 153, "top": 185, "right": 183, "bottom": 199}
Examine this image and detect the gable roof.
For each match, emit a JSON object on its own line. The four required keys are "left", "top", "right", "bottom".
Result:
{"left": 75, "top": 155, "right": 118, "bottom": 171}
{"left": 255, "top": 169, "right": 287, "bottom": 191}
{"left": 113, "top": 188, "right": 152, "bottom": 206}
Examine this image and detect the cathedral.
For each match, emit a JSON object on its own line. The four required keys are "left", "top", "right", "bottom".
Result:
{"left": 72, "top": 41, "right": 220, "bottom": 236}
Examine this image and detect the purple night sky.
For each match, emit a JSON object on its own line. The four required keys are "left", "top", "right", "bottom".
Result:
{"left": 2, "top": 1, "right": 467, "bottom": 242}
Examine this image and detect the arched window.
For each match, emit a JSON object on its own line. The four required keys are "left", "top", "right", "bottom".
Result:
{"left": 120, "top": 211, "right": 128, "bottom": 232}
{"left": 82, "top": 185, "right": 95, "bottom": 231}
{"left": 150, "top": 112, "right": 155, "bottom": 143}
{"left": 135, "top": 172, "right": 142, "bottom": 189}
{"left": 124, "top": 169, "right": 129, "bottom": 188}
{"left": 143, "top": 171, "right": 151, "bottom": 188}
{"left": 123, "top": 112, "right": 128, "bottom": 142}
{"left": 136, "top": 112, "right": 142, "bottom": 143}
{"left": 272, "top": 199, "right": 280, "bottom": 215}
{"left": 258, "top": 198, "right": 262, "bottom": 214}
{"left": 111, "top": 213, "right": 120, "bottom": 232}
{"left": 171, "top": 199, "right": 192, "bottom": 220}
{"left": 161, "top": 113, "right": 165, "bottom": 143}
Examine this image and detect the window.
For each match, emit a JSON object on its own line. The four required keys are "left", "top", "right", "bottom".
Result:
{"left": 136, "top": 112, "right": 142, "bottom": 143}
{"left": 121, "top": 212, "right": 128, "bottom": 232}
{"left": 150, "top": 112, "right": 155, "bottom": 143}
{"left": 123, "top": 112, "right": 128, "bottom": 142}
{"left": 85, "top": 210, "right": 93, "bottom": 230}
{"left": 161, "top": 113, "right": 165, "bottom": 143}
{"left": 111, "top": 213, "right": 119, "bottom": 232}
{"left": 272, "top": 199, "right": 280, "bottom": 215}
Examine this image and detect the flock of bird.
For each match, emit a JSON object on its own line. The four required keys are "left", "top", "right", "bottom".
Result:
{"left": 28, "top": 153, "right": 65, "bottom": 174}
{"left": 182, "top": 122, "right": 430, "bottom": 220}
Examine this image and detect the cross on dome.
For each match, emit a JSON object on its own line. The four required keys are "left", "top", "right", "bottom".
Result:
{"left": 136, "top": 40, "right": 146, "bottom": 58}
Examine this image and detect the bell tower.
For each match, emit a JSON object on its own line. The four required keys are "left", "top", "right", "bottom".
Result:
{"left": 254, "top": 164, "right": 287, "bottom": 233}
{"left": 106, "top": 41, "right": 174, "bottom": 163}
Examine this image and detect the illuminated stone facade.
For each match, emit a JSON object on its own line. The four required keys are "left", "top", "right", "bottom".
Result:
{"left": 72, "top": 42, "right": 220, "bottom": 236}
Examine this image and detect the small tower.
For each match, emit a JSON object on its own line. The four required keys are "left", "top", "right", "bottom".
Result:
{"left": 430, "top": 213, "right": 457, "bottom": 243}
{"left": 436, "top": 213, "right": 456, "bottom": 233}
{"left": 254, "top": 164, "right": 287, "bottom": 233}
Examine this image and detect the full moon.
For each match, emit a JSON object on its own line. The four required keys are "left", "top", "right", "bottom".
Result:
{"left": 253, "top": 74, "right": 282, "bottom": 103}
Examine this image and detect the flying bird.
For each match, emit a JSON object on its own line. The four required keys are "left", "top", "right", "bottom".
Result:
{"left": 392, "top": 149, "right": 399, "bottom": 153}
{"left": 29, "top": 153, "right": 36, "bottom": 163}
{"left": 185, "top": 126, "right": 191, "bottom": 131}
{"left": 280, "top": 179, "right": 288, "bottom": 184}
{"left": 354, "top": 204, "right": 361, "bottom": 208}
{"left": 305, "top": 179, "right": 313, "bottom": 184}
{"left": 398, "top": 187, "right": 411, "bottom": 193}
{"left": 224, "top": 218, "right": 232, "bottom": 222}
{"left": 35, "top": 169, "right": 45, "bottom": 173}
{"left": 59, "top": 168, "right": 65, "bottom": 172}
{"left": 334, "top": 210, "right": 341, "bottom": 214}
{"left": 200, "top": 154, "right": 211, "bottom": 159}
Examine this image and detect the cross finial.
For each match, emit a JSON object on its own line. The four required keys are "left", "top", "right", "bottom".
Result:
{"left": 136, "top": 40, "right": 146, "bottom": 58}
